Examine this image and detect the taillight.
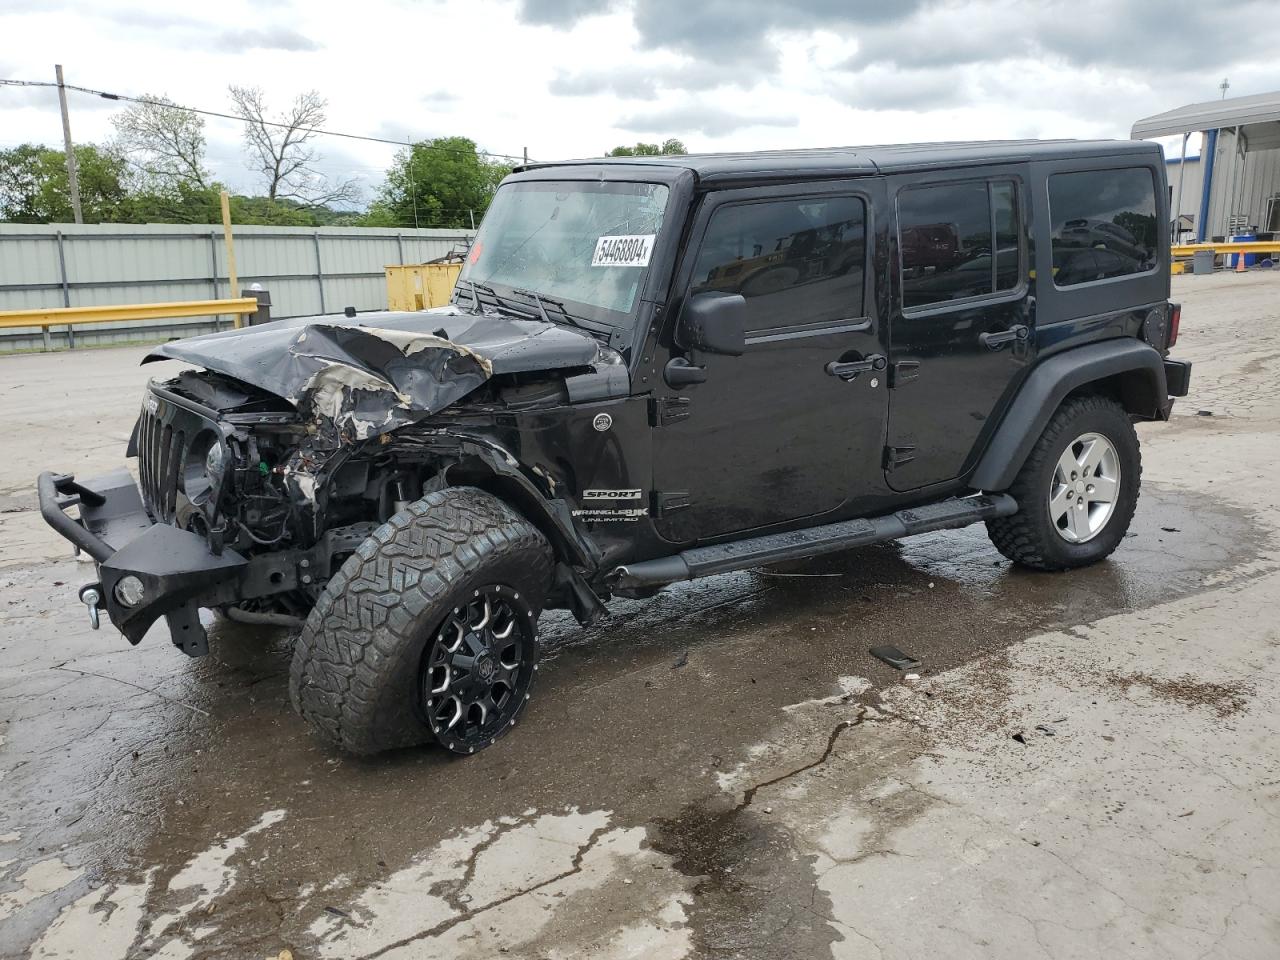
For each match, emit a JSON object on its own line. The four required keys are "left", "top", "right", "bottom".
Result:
{"left": 1168, "top": 302, "right": 1181, "bottom": 348}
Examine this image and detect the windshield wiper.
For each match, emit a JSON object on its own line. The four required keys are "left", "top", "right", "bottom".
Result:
{"left": 458, "top": 280, "right": 536, "bottom": 320}
{"left": 511, "top": 288, "right": 613, "bottom": 337}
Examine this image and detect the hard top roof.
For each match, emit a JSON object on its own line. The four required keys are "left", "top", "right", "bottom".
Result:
{"left": 518, "top": 139, "right": 1158, "bottom": 185}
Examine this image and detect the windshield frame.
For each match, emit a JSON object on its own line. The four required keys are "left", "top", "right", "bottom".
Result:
{"left": 459, "top": 165, "right": 695, "bottom": 342}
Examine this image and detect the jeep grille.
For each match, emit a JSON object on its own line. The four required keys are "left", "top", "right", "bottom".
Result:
{"left": 137, "top": 400, "right": 186, "bottom": 524}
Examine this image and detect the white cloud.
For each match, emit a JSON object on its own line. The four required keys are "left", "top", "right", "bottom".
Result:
{"left": 0, "top": 0, "right": 1273, "bottom": 192}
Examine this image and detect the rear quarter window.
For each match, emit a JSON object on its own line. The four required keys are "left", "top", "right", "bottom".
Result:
{"left": 1048, "top": 168, "right": 1158, "bottom": 287}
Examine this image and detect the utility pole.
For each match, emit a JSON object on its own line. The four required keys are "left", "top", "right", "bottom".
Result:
{"left": 523, "top": 146, "right": 528, "bottom": 165}
{"left": 1220, "top": 77, "right": 1230, "bottom": 100}
{"left": 55, "top": 64, "right": 84, "bottom": 224}
{"left": 407, "top": 137, "right": 419, "bottom": 230}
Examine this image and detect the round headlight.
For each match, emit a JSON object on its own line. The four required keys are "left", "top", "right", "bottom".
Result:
{"left": 114, "top": 575, "right": 146, "bottom": 608}
{"left": 183, "top": 431, "right": 224, "bottom": 503}
{"left": 205, "top": 441, "right": 225, "bottom": 477}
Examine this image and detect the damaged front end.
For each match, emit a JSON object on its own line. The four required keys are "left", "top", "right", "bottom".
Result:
{"left": 39, "top": 309, "right": 611, "bottom": 655}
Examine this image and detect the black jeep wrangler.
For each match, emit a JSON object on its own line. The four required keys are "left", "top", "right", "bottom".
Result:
{"left": 39, "top": 140, "right": 1190, "bottom": 755}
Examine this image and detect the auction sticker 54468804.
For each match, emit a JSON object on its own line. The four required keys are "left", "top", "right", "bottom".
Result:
{"left": 592, "top": 235, "right": 655, "bottom": 267}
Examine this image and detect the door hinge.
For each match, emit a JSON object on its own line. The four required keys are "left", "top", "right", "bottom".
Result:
{"left": 651, "top": 490, "right": 692, "bottom": 517}
{"left": 891, "top": 361, "right": 920, "bottom": 387}
{"left": 649, "top": 395, "right": 692, "bottom": 426}
{"left": 884, "top": 445, "right": 917, "bottom": 471}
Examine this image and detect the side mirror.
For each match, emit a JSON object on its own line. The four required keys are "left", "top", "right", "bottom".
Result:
{"left": 677, "top": 292, "right": 746, "bottom": 357}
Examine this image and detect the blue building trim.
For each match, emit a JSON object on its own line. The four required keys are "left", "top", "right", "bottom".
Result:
{"left": 1197, "top": 129, "right": 1218, "bottom": 242}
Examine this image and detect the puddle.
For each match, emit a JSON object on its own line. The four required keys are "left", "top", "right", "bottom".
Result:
{"left": 0, "top": 483, "right": 1265, "bottom": 957}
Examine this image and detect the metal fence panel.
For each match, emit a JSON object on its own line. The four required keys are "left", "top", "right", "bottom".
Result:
{"left": 0, "top": 223, "right": 473, "bottom": 351}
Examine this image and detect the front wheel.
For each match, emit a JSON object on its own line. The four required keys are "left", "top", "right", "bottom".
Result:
{"left": 986, "top": 394, "right": 1141, "bottom": 571}
{"left": 289, "top": 487, "right": 553, "bottom": 755}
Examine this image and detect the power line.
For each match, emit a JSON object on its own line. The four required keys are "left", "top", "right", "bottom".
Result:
{"left": 0, "top": 77, "right": 532, "bottom": 163}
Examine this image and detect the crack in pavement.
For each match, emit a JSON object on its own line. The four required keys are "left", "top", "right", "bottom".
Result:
{"left": 353, "top": 823, "right": 615, "bottom": 960}
{"left": 50, "top": 664, "right": 210, "bottom": 717}
{"left": 739, "top": 708, "right": 871, "bottom": 811}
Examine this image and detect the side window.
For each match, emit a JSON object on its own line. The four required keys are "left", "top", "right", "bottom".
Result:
{"left": 993, "top": 181, "right": 1019, "bottom": 291}
{"left": 898, "top": 179, "right": 1021, "bottom": 310}
{"left": 1048, "top": 168, "right": 1158, "bottom": 287}
{"left": 690, "top": 196, "right": 866, "bottom": 332}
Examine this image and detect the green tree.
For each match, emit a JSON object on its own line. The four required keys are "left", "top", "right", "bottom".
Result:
{"left": 0, "top": 143, "right": 131, "bottom": 223}
{"left": 607, "top": 138, "right": 688, "bottom": 157}
{"left": 111, "top": 95, "right": 210, "bottom": 193}
{"left": 126, "top": 181, "right": 223, "bottom": 224}
{"left": 369, "top": 136, "right": 511, "bottom": 229}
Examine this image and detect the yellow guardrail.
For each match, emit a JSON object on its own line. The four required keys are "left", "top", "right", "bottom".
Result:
{"left": 0, "top": 297, "right": 261, "bottom": 331}
{"left": 1170, "top": 241, "right": 1280, "bottom": 275}
{"left": 1171, "top": 242, "right": 1280, "bottom": 257}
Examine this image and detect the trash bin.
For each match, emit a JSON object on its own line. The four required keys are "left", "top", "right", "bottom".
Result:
{"left": 1193, "top": 250, "right": 1216, "bottom": 275}
{"left": 1228, "top": 232, "right": 1257, "bottom": 268}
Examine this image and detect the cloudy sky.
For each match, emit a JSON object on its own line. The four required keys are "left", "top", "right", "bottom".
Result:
{"left": 1, "top": 0, "right": 1273, "bottom": 206}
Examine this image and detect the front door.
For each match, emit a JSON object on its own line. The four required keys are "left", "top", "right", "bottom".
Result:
{"left": 651, "top": 185, "right": 888, "bottom": 543}
{"left": 885, "top": 172, "right": 1034, "bottom": 491}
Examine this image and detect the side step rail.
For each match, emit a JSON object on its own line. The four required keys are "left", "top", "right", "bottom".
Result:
{"left": 611, "top": 493, "right": 1018, "bottom": 589}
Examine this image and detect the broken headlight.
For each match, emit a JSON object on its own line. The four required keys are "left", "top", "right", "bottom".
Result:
{"left": 183, "top": 430, "right": 227, "bottom": 505}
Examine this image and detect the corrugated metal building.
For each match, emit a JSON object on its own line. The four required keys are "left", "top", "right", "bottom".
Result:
{"left": 0, "top": 224, "right": 473, "bottom": 350}
{"left": 1133, "top": 90, "right": 1280, "bottom": 242}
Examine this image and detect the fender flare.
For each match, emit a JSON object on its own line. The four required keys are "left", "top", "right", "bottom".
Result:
{"left": 435, "top": 436, "right": 600, "bottom": 572}
{"left": 971, "top": 339, "right": 1168, "bottom": 492}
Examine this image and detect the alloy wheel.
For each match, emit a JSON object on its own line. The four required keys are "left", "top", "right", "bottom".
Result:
{"left": 1048, "top": 431, "right": 1121, "bottom": 544}
{"left": 422, "top": 585, "right": 536, "bottom": 753}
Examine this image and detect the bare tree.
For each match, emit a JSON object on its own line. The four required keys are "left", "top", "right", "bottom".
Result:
{"left": 111, "top": 95, "right": 209, "bottom": 190}
{"left": 228, "top": 86, "right": 358, "bottom": 207}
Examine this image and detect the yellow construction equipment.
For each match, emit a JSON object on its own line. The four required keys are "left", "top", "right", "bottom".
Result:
{"left": 385, "top": 261, "right": 463, "bottom": 312}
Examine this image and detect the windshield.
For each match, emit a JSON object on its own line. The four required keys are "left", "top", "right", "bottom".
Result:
{"left": 459, "top": 180, "right": 671, "bottom": 322}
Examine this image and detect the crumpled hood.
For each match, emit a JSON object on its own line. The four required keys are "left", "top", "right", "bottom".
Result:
{"left": 144, "top": 306, "right": 613, "bottom": 440}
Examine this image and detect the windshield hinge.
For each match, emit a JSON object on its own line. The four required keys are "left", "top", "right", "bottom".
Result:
{"left": 891, "top": 361, "right": 921, "bottom": 387}
{"left": 651, "top": 490, "right": 692, "bottom": 517}
{"left": 883, "top": 445, "right": 917, "bottom": 471}
{"left": 649, "top": 396, "right": 691, "bottom": 427}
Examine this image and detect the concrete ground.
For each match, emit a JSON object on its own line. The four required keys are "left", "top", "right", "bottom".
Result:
{"left": 1, "top": 270, "right": 1278, "bottom": 960}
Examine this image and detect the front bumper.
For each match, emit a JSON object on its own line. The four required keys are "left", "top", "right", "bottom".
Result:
{"left": 38, "top": 469, "right": 248, "bottom": 655}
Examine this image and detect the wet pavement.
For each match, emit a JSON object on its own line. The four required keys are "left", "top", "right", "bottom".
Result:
{"left": 3, "top": 270, "right": 1280, "bottom": 959}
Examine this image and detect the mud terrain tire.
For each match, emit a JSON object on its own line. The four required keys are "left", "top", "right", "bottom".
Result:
{"left": 986, "top": 394, "right": 1141, "bottom": 571}
{"left": 289, "top": 487, "right": 553, "bottom": 755}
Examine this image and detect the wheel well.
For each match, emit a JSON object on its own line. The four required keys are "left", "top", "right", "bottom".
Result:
{"left": 1064, "top": 367, "right": 1163, "bottom": 421}
{"left": 970, "top": 340, "right": 1168, "bottom": 492}
{"left": 440, "top": 457, "right": 592, "bottom": 570}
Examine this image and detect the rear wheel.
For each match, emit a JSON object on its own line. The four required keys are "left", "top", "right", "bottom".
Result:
{"left": 289, "top": 487, "right": 553, "bottom": 755}
{"left": 986, "top": 394, "right": 1141, "bottom": 571}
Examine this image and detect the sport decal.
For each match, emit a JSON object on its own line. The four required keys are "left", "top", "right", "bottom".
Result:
{"left": 582, "top": 489, "right": 643, "bottom": 500}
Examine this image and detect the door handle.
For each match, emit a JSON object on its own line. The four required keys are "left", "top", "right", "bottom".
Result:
{"left": 979, "top": 325, "right": 1029, "bottom": 350}
{"left": 825, "top": 354, "right": 886, "bottom": 381}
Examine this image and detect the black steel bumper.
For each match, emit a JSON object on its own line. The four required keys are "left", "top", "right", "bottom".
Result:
{"left": 1164, "top": 359, "right": 1192, "bottom": 397}
{"left": 37, "top": 469, "right": 248, "bottom": 655}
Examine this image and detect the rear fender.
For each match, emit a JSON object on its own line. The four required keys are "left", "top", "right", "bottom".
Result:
{"left": 972, "top": 339, "right": 1168, "bottom": 492}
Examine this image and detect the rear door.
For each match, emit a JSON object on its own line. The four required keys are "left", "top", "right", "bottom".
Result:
{"left": 884, "top": 171, "right": 1034, "bottom": 491}
{"left": 651, "top": 182, "right": 888, "bottom": 543}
